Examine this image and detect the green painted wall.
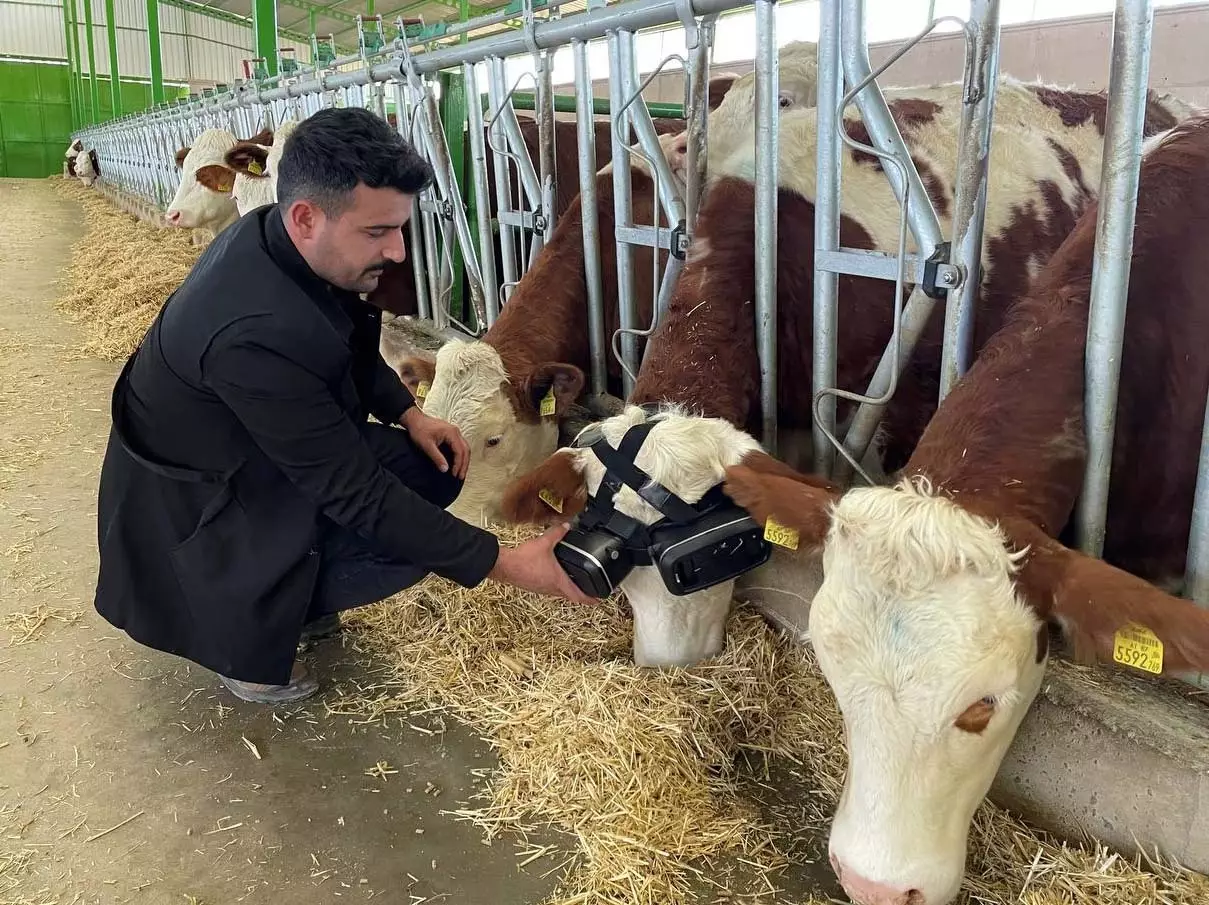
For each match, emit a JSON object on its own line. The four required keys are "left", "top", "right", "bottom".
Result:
{"left": 0, "top": 60, "right": 184, "bottom": 178}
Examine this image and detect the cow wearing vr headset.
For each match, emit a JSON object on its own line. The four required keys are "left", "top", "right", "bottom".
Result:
{"left": 500, "top": 404, "right": 795, "bottom": 667}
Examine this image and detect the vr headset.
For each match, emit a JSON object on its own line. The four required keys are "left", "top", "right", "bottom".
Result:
{"left": 554, "top": 417, "right": 772, "bottom": 599}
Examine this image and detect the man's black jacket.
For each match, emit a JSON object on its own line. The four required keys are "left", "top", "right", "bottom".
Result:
{"left": 94, "top": 205, "right": 499, "bottom": 684}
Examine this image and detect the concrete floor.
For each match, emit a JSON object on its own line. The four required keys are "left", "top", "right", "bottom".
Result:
{"left": 0, "top": 178, "right": 843, "bottom": 905}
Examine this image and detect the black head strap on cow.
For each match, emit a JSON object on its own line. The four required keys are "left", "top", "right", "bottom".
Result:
{"left": 553, "top": 417, "right": 772, "bottom": 599}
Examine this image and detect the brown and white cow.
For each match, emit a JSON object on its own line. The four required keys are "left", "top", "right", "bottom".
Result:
{"left": 720, "top": 113, "right": 1209, "bottom": 905}
{"left": 223, "top": 119, "right": 299, "bottom": 216}
{"left": 634, "top": 77, "right": 1192, "bottom": 474}
{"left": 166, "top": 127, "right": 274, "bottom": 233}
{"left": 431, "top": 75, "right": 1192, "bottom": 534}
{"left": 395, "top": 50, "right": 820, "bottom": 526}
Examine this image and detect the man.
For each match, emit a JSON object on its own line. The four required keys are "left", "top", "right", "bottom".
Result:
{"left": 94, "top": 107, "right": 592, "bottom": 705}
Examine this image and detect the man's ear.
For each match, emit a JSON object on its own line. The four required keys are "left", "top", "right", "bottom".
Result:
{"left": 520, "top": 364, "right": 585, "bottom": 420}
{"left": 175, "top": 146, "right": 191, "bottom": 169}
{"left": 723, "top": 453, "right": 840, "bottom": 550}
{"left": 224, "top": 142, "right": 270, "bottom": 177}
{"left": 196, "top": 164, "right": 236, "bottom": 193}
{"left": 1007, "top": 517, "right": 1209, "bottom": 674}
{"left": 500, "top": 450, "right": 589, "bottom": 526}
{"left": 396, "top": 354, "right": 437, "bottom": 398}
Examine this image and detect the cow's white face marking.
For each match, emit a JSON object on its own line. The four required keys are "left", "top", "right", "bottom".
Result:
{"left": 809, "top": 480, "right": 1046, "bottom": 905}
{"left": 424, "top": 341, "right": 559, "bottom": 527}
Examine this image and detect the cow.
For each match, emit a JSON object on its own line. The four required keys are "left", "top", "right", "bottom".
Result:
{"left": 417, "top": 74, "right": 1193, "bottom": 532}
{"left": 65, "top": 139, "right": 83, "bottom": 177}
{"left": 224, "top": 119, "right": 299, "bottom": 216}
{"left": 75, "top": 148, "right": 100, "bottom": 186}
{"left": 632, "top": 78, "right": 1193, "bottom": 475}
{"left": 164, "top": 126, "right": 272, "bottom": 235}
{"left": 498, "top": 403, "right": 770, "bottom": 667}
{"left": 717, "top": 112, "right": 1209, "bottom": 905}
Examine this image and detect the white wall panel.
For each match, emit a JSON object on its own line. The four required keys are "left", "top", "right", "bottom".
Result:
{"left": 0, "top": 0, "right": 66, "bottom": 60}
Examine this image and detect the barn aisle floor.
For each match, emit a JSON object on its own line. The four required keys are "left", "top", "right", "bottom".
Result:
{"left": 0, "top": 177, "right": 564, "bottom": 905}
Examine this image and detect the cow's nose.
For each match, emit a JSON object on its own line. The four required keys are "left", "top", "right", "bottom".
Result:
{"left": 165, "top": 210, "right": 182, "bottom": 225}
{"left": 832, "top": 857, "right": 923, "bottom": 905}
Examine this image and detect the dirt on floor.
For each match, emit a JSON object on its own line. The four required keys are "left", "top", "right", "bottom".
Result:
{"left": 0, "top": 178, "right": 571, "bottom": 905}
{"left": 0, "top": 178, "right": 843, "bottom": 905}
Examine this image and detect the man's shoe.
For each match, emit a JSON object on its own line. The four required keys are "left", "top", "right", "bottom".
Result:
{"left": 300, "top": 613, "right": 342, "bottom": 645}
{"left": 219, "top": 662, "right": 319, "bottom": 704}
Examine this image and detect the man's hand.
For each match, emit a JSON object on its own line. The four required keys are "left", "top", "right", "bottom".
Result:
{"left": 400, "top": 406, "right": 470, "bottom": 479}
{"left": 488, "top": 523, "right": 598, "bottom": 607}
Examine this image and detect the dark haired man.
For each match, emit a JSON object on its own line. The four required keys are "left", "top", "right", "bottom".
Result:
{"left": 93, "top": 107, "right": 592, "bottom": 705}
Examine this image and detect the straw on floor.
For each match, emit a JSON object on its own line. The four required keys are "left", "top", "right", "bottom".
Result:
{"left": 51, "top": 177, "right": 203, "bottom": 361}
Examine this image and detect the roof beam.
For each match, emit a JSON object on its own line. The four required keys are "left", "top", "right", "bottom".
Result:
{"left": 158, "top": 0, "right": 315, "bottom": 45}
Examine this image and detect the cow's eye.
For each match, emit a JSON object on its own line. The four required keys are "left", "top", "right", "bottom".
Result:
{"left": 954, "top": 696, "right": 996, "bottom": 734}
{"left": 779, "top": 94, "right": 793, "bottom": 109}
{"left": 486, "top": 436, "right": 502, "bottom": 448}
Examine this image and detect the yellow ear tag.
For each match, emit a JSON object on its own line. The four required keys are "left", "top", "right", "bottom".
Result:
{"left": 247, "top": 160, "right": 264, "bottom": 175}
{"left": 415, "top": 380, "right": 430, "bottom": 407}
{"left": 539, "top": 387, "right": 556, "bottom": 418}
{"left": 538, "top": 488, "right": 564, "bottom": 513}
{"left": 1112, "top": 622, "right": 1163, "bottom": 674}
{"left": 763, "top": 517, "right": 800, "bottom": 551}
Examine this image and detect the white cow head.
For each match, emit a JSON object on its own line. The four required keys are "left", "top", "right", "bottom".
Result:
{"left": 709, "top": 40, "right": 820, "bottom": 169}
{"left": 225, "top": 119, "right": 299, "bottom": 216}
{"left": 76, "top": 149, "right": 99, "bottom": 185}
{"left": 166, "top": 128, "right": 246, "bottom": 231}
{"left": 65, "top": 138, "right": 83, "bottom": 159}
{"left": 500, "top": 405, "right": 764, "bottom": 668}
{"left": 398, "top": 341, "right": 583, "bottom": 526}
{"left": 722, "top": 465, "right": 1209, "bottom": 905}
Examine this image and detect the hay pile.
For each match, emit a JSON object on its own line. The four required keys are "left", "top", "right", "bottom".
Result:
{"left": 51, "top": 177, "right": 202, "bottom": 360}
{"left": 338, "top": 527, "right": 1209, "bottom": 905}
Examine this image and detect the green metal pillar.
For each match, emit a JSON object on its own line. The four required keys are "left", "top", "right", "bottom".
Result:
{"left": 146, "top": 0, "right": 165, "bottom": 104}
{"left": 253, "top": 0, "right": 279, "bottom": 77}
{"left": 105, "top": 0, "right": 121, "bottom": 115}
{"left": 366, "top": 0, "right": 374, "bottom": 15}
{"left": 70, "top": 0, "right": 85, "bottom": 122}
{"left": 82, "top": 0, "right": 99, "bottom": 121}
{"left": 308, "top": 7, "right": 316, "bottom": 34}
{"left": 61, "top": 0, "right": 79, "bottom": 128}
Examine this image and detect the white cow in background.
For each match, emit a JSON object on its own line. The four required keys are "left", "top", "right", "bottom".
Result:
{"left": 75, "top": 148, "right": 99, "bottom": 186}
{"left": 498, "top": 404, "right": 767, "bottom": 668}
{"left": 165, "top": 126, "right": 272, "bottom": 239}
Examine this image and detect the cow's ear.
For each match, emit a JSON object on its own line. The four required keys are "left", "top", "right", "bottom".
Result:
{"left": 89, "top": 150, "right": 99, "bottom": 173}
{"left": 196, "top": 164, "right": 236, "bottom": 194}
{"left": 246, "top": 126, "right": 274, "bottom": 146}
{"left": 521, "top": 363, "right": 584, "bottom": 420}
{"left": 1007, "top": 517, "right": 1209, "bottom": 674}
{"left": 225, "top": 142, "right": 270, "bottom": 177}
{"left": 396, "top": 354, "right": 436, "bottom": 399}
{"left": 175, "top": 146, "right": 191, "bottom": 169}
{"left": 708, "top": 73, "right": 739, "bottom": 110}
{"left": 723, "top": 453, "right": 839, "bottom": 550}
{"left": 500, "top": 450, "right": 589, "bottom": 526}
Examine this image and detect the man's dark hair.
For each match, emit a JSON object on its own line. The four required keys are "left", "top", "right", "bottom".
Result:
{"left": 276, "top": 106, "right": 434, "bottom": 214}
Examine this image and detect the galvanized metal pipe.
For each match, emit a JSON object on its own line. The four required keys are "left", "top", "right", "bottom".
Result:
{"left": 684, "top": 16, "right": 714, "bottom": 229}
{"left": 608, "top": 30, "right": 639, "bottom": 395}
{"left": 754, "top": 0, "right": 779, "bottom": 454}
{"left": 574, "top": 38, "right": 608, "bottom": 397}
{"left": 535, "top": 48, "right": 558, "bottom": 247}
{"left": 464, "top": 61, "right": 500, "bottom": 327}
{"left": 937, "top": 0, "right": 1002, "bottom": 400}
{"left": 1075, "top": 0, "right": 1155, "bottom": 558}
{"left": 487, "top": 57, "right": 521, "bottom": 296}
{"left": 812, "top": 0, "right": 842, "bottom": 477}
{"left": 410, "top": 80, "right": 489, "bottom": 329}
{"left": 1185, "top": 391, "right": 1209, "bottom": 604}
